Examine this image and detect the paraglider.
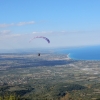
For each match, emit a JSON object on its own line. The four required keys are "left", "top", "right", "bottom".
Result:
{"left": 38, "top": 53, "right": 40, "bottom": 56}
{"left": 29, "top": 36, "right": 50, "bottom": 43}
{"left": 29, "top": 36, "right": 50, "bottom": 56}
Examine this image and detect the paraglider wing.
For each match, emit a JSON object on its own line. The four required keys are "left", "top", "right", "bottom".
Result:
{"left": 42, "top": 37, "right": 50, "bottom": 43}
{"left": 29, "top": 36, "right": 50, "bottom": 43}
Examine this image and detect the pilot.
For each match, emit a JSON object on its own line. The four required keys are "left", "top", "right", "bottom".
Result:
{"left": 38, "top": 53, "right": 40, "bottom": 56}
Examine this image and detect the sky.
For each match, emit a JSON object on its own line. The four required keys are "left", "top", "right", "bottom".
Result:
{"left": 0, "top": 0, "right": 100, "bottom": 50}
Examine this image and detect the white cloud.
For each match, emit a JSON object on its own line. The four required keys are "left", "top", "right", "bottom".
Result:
{"left": 32, "top": 31, "right": 54, "bottom": 35}
{"left": 0, "top": 30, "right": 22, "bottom": 41}
{"left": 17, "top": 21, "right": 35, "bottom": 26}
{"left": 31, "top": 30, "right": 100, "bottom": 36}
{"left": 0, "top": 23, "right": 14, "bottom": 28}
{"left": 0, "top": 30, "right": 11, "bottom": 35}
{"left": 0, "top": 21, "right": 35, "bottom": 28}
{"left": 32, "top": 32, "right": 38, "bottom": 34}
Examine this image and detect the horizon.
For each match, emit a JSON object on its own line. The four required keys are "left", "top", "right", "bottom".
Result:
{"left": 0, "top": 44, "right": 100, "bottom": 53}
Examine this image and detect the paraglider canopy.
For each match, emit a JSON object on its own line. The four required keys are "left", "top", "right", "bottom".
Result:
{"left": 29, "top": 36, "right": 50, "bottom": 43}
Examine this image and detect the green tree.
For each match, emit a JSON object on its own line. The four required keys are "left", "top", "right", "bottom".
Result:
{"left": 9, "top": 95, "right": 16, "bottom": 100}
{"left": 0, "top": 96, "right": 2, "bottom": 100}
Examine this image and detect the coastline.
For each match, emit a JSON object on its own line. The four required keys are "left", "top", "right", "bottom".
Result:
{"left": 55, "top": 46, "right": 100, "bottom": 60}
{"left": 67, "top": 53, "right": 71, "bottom": 59}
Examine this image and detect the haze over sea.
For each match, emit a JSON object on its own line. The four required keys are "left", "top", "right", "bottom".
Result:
{"left": 1, "top": 45, "right": 100, "bottom": 61}
{"left": 55, "top": 45, "right": 100, "bottom": 60}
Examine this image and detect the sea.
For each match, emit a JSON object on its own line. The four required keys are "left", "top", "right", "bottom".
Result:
{"left": 54, "top": 45, "right": 100, "bottom": 60}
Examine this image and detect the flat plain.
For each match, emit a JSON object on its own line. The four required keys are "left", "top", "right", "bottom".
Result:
{"left": 0, "top": 53, "right": 100, "bottom": 100}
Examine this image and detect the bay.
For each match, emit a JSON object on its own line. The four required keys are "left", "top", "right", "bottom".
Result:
{"left": 54, "top": 45, "right": 100, "bottom": 60}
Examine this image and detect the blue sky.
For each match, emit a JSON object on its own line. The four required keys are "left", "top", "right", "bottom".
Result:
{"left": 0, "top": 0, "right": 100, "bottom": 49}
